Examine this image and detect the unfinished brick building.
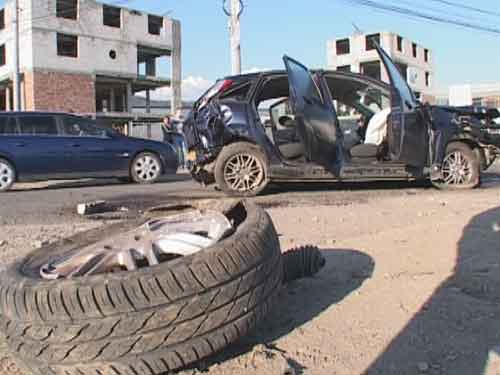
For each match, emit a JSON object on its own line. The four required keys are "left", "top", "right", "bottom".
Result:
{"left": 0, "top": 0, "right": 182, "bottom": 127}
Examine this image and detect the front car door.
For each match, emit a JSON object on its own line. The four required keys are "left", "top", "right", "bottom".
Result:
{"left": 375, "top": 44, "right": 429, "bottom": 167}
{"left": 283, "top": 55, "right": 342, "bottom": 174}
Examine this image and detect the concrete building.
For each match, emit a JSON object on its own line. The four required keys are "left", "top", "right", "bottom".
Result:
{"left": 327, "top": 31, "right": 435, "bottom": 98}
{"left": 445, "top": 84, "right": 500, "bottom": 108}
{"left": 0, "top": 0, "right": 181, "bottom": 124}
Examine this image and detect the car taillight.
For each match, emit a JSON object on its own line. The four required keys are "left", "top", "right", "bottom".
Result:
{"left": 219, "top": 79, "right": 234, "bottom": 94}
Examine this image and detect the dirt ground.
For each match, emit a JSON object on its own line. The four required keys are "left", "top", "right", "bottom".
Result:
{"left": 1, "top": 186, "right": 500, "bottom": 375}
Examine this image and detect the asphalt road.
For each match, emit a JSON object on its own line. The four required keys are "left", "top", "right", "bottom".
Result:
{"left": 2, "top": 166, "right": 500, "bottom": 226}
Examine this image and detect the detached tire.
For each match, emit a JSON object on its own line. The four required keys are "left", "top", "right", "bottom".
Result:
{"left": 433, "top": 142, "right": 480, "bottom": 190}
{"left": 214, "top": 142, "right": 269, "bottom": 197}
{"left": 0, "top": 202, "right": 282, "bottom": 375}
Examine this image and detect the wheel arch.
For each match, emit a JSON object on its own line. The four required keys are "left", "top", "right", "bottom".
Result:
{"left": 448, "top": 136, "right": 486, "bottom": 170}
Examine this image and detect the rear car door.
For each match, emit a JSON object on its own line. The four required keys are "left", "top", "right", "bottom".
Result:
{"left": 15, "top": 114, "right": 72, "bottom": 179}
{"left": 283, "top": 55, "right": 342, "bottom": 173}
{"left": 61, "top": 116, "right": 130, "bottom": 177}
{"left": 375, "top": 44, "right": 428, "bottom": 167}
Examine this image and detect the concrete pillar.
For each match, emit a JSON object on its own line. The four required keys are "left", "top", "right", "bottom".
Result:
{"left": 5, "top": 86, "right": 11, "bottom": 111}
{"left": 145, "top": 89, "right": 151, "bottom": 113}
{"left": 171, "top": 19, "right": 182, "bottom": 113}
{"left": 126, "top": 82, "right": 133, "bottom": 113}
{"left": 109, "top": 88, "right": 115, "bottom": 112}
{"left": 20, "top": 80, "right": 25, "bottom": 110}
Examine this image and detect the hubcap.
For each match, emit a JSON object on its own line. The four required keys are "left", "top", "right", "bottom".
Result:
{"left": 134, "top": 155, "right": 161, "bottom": 182}
{"left": 224, "top": 154, "right": 264, "bottom": 193}
{"left": 442, "top": 151, "right": 473, "bottom": 186}
{"left": 0, "top": 161, "right": 14, "bottom": 190}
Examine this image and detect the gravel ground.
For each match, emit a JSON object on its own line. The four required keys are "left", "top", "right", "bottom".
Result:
{"left": 2, "top": 185, "right": 500, "bottom": 374}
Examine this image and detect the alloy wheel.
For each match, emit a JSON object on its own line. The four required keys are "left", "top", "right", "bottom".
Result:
{"left": 134, "top": 155, "right": 161, "bottom": 182}
{"left": 0, "top": 160, "right": 14, "bottom": 191}
{"left": 441, "top": 151, "right": 473, "bottom": 186}
{"left": 223, "top": 153, "right": 265, "bottom": 193}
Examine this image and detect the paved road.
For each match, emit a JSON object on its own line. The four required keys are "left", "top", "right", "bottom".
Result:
{"left": 2, "top": 167, "right": 500, "bottom": 226}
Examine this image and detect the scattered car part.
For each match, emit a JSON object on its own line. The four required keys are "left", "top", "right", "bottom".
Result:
{"left": 282, "top": 245, "right": 326, "bottom": 283}
{"left": 0, "top": 201, "right": 283, "bottom": 375}
{"left": 0, "top": 158, "right": 15, "bottom": 192}
{"left": 76, "top": 200, "right": 108, "bottom": 216}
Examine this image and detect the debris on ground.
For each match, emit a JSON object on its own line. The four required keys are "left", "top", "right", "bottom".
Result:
{"left": 282, "top": 245, "right": 326, "bottom": 283}
{"left": 32, "top": 239, "right": 49, "bottom": 248}
{"left": 77, "top": 200, "right": 109, "bottom": 215}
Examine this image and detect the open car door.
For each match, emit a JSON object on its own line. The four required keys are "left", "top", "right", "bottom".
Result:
{"left": 375, "top": 44, "right": 429, "bottom": 167}
{"left": 283, "top": 55, "right": 342, "bottom": 174}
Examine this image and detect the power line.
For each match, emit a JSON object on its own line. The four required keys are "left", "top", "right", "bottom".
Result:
{"left": 425, "top": 0, "right": 500, "bottom": 18}
{"left": 339, "top": 0, "right": 500, "bottom": 35}
{"left": 17, "top": 0, "right": 133, "bottom": 28}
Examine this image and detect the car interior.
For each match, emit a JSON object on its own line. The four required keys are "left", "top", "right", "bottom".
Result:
{"left": 254, "top": 74, "right": 392, "bottom": 165}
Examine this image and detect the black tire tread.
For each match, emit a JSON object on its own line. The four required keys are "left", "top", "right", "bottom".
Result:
{"left": 0, "top": 202, "right": 283, "bottom": 374}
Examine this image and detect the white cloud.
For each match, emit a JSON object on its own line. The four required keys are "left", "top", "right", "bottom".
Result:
{"left": 145, "top": 76, "right": 214, "bottom": 101}
{"left": 243, "top": 67, "right": 272, "bottom": 74}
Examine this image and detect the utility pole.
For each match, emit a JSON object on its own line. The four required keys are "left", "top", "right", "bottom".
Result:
{"left": 223, "top": 0, "right": 243, "bottom": 75}
{"left": 12, "top": 0, "right": 21, "bottom": 111}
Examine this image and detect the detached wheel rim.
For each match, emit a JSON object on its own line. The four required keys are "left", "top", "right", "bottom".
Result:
{"left": 0, "top": 161, "right": 14, "bottom": 190}
{"left": 134, "top": 155, "right": 161, "bottom": 182}
{"left": 224, "top": 154, "right": 265, "bottom": 193}
{"left": 442, "top": 151, "right": 473, "bottom": 186}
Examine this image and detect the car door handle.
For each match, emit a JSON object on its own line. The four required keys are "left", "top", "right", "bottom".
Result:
{"left": 70, "top": 143, "right": 81, "bottom": 148}
{"left": 15, "top": 142, "right": 26, "bottom": 147}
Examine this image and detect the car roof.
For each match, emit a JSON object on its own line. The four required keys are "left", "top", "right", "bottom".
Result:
{"left": 223, "top": 70, "right": 391, "bottom": 90}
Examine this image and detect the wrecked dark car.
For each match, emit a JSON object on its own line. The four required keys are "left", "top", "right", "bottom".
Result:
{"left": 184, "top": 45, "right": 500, "bottom": 197}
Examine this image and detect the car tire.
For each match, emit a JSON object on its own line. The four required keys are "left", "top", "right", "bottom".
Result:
{"left": 0, "top": 201, "right": 283, "bottom": 375}
{"left": 131, "top": 152, "right": 163, "bottom": 184}
{"left": 0, "top": 158, "right": 15, "bottom": 192}
{"left": 214, "top": 142, "right": 269, "bottom": 197}
{"left": 433, "top": 142, "right": 480, "bottom": 190}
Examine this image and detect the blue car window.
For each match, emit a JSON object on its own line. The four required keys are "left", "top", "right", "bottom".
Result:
{"left": 0, "top": 117, "right": 18, "bottom": 135}
{"left": 63, "top": 117, "right": 106, "bottom": 137}
{"left": 19, "top": 116, "right": 58, "bottom": 135}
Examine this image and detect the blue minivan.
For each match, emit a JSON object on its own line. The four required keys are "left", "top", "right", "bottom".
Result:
{"left": 0, "top": 112, "right": 178, "bottom": 191}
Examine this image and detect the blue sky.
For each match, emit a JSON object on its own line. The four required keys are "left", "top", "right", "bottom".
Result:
{"left": 144, "top": 0, "right": 500, "bottom": 89}
{"left": 3, "top": 0, "right": 500, "bottom": 98}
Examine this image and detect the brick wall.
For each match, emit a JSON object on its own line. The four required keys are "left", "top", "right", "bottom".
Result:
{"left": 24, "top": 70, "right": 96, "bottom": 113}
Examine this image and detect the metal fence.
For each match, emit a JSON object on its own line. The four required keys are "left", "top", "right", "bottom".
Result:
{"left": 129, "top": 121, "right": 165, "bottom": 142}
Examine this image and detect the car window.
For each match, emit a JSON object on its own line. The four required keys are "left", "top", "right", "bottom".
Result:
{"left": 219, "top": 82, "right": 251, "bottom": 101}
{"left": 376, "top": 44, "right": 417, "bottom": 111}
{"left": 63, "top": 117, "right": 106, "bottom": 137}
{"left": 0, "top": 117, "right": 18, "bottom": 135}
{"left": 18, "top": 116, "right": 58, "bottom": 135}
{"left": 284, "top": 57, "right": 323, "bottom": 105}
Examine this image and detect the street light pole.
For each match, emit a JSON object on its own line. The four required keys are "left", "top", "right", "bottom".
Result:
{"left": 12, "top": 0, "right": 21, "bottom": 111}
{"left": 223, "top": 0, "right": 243, "bottom": 75}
